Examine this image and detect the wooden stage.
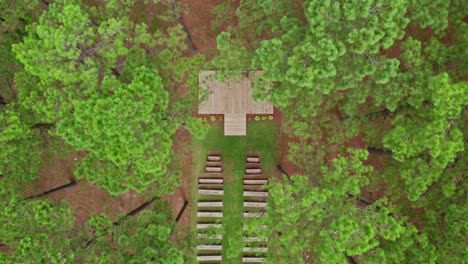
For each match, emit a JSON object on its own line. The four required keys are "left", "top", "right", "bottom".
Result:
{"left": 198, "top": 71, "right": 273, "bottom": 136}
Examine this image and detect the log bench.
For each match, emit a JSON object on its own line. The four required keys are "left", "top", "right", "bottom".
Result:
{"left": 242, "top": 257, "right": 266, "bottom": 263}
{"left": 243, "top": 247, "right": 268, "bottom": 253}
{"left": 243, "top": 179, "right": 268, "bottom": 185}
{"left": 207, "top": 155, "right": 221, "bottom": 162}
{"left": 199, "top": 178, "right": 224, "bottom": 184}
{"left": 198, "top": 212, "right": 223, "bottom": 218}
{"left": 244, "top": 212, "right": 267, "bottom": 218}
{"left": 197, "top": 234, "right": 223, "bottom": 240}
{"left": 243, "top": 191, "right": 268, "bottom": 197}
{"left": 243, "top": 225, "right": 268, "bottom": 230}
{"left": 198, "top": 201, "right": 223, "bottom": 207}
{"left": 199, "top": 189, "right": 224, "bottom": 195}
{"left": 197, "top": 245, "right": 223, "bottom": 251}
{"left": 197, "top": 255, "right": 222, "bottom": 261}
{"left": 197, "top": 224, "right": 222, "bottom": 229}
{"left": 243, "top": 237, "right": 268, "bottom": 242}
{"left": 206, "top": 166, "right": 222, "bottom": 173}
{"left": 243, "top": 202, "right": 267, "bottom": 208}
{"left": 246, "top": 157, "right": 260, "bottom": 163}
{"left": 245, "top": 168, "right": 262, "bottom": 174}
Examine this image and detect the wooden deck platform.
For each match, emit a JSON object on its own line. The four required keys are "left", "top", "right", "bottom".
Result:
{"left": 198, "top": 71, "right": 273, "bottom": 136}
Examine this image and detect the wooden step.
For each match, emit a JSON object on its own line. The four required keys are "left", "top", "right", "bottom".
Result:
{"left": 198, "top": 212, "right": 223, "bottom": 218}
{"left": 198, "top": 201, "right": 223, "bottom": 207}
{"left": 197, "top": 255, "right": 222, "bottom": 261}
{"left": 197, "top": 245, "right": 223, "bottom": 251}
{"left": 197, "top": 224, "right": 222, "bottom": 229}
{"left": 199, "top": 189, "right": 224, "bottom": 195}
{"left": 244, "top": 202, "right": 267, "bottom": 208}
{"left": 199, "top": 178, "right": 224, "bottom": 184}
{"left": 243, "top": 191, "right": 268, "bottom": 197}
{"left": 243, "top": 247, "right": 268, "bottom": 253}
{"left": 242, "top": 257, "right": 266, "bottom": 263}
{"left": 243, "top": 179, "right": 268, "bottom": 185}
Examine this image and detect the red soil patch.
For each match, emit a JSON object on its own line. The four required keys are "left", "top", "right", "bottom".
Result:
{"left": 27, "top": 151, "right": 147, "bottom": 228}
{"left": 272, "top": 108, "right": 303, "bottom": 179}
{"left": 165, "top": 128, "right": 192, "bottom": 240}
{"left": 180, "top": 0, "right": 223, "bottom": 55}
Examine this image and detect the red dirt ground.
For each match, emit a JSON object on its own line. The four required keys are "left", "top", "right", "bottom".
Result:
{"left": 165, "top": 128, "right": 192, "bottom": 240}
{"left": 180, "top": 0, "right": 223, "bottom": 54}
{"left": 28, "top": 151, "right": 147, "bottom": 228}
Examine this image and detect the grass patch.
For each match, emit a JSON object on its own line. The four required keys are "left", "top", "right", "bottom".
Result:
{"left": 191, "top": 121, "right": 278, "bottom": 263}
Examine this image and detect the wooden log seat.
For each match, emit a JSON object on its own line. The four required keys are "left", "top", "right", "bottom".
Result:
{"left": 199, "top": 178, "right": 224, "bottom": 184}
{"left": 246, "top": 157, "right": 260, "bottom": 163}
{"left": 243, "top": 179, "right": 268, "bottom": 185}
{"left": 197, "top": 245, "right": 223, "bottom": 251}
{"left": 206, "top": 166, "right": 222, "bottom": 173}
{"left": 243, "top": 202, "right": 267, "bottom": 208}
{"left": 243, "top": 191, "right": 268, "bottom": 197}
{"left": 197, "top": 255, "right": 222, "bottom": 261}
{"left": 207, "top": 155, "right": 222, "bottom": 162}
{"left": 245, "top": 168, "right": 261, "bottom": 174}
{"left": 198, "top": 201, "right": 223, "bottom": 207}
{"left": 198, "top": 212, "right": 223, "bottom": 218}
{"left": 199, "top": 189, "right": 224, "bottom": 195}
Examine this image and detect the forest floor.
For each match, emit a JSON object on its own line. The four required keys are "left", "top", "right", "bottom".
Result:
{"left": 191, "top": 122, "right": 278, "bottom": 262}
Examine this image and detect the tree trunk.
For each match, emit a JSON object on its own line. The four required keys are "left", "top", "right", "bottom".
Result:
{"left": 40, "top": 0, "right": 49, "bottom": 7}
{"left": 168, "top": 0, "right": 196, "bottom": 51}
{"left": 277, "top": 164, "right": 293, "bottom": 183}
{"left": 31, "top": 123, "right": 55, "bottom": 130}
{"left": 0, "top": 95, "right": 6, "bottom": 105}
{"left": 113, "top": 197, "right": 160, "bottom": 226}
{"left": 346, "top": 255, "right": 358, "bottom": 264}
{"left": 175, "top": 200, "right": 188, "bottom": 223}
{"left": 25, "top": 180, "right": 77, "bottom": 200}
{"left": 340, "top": 108, "right": 392, "bottom": 121}
{"left": 85, "top": 197, "right": 160, "bottom": 248}
{"left": 276, "top": 164, "right": 289, "bottom": 176}
{"left": 111, "top": 68, "right": 120, "bottom": 77}
{"left": 347, "top": 193, "right": 372, "bottom": 206}
{"left": 367, "top": 147, "right": 393, "bottom": 156}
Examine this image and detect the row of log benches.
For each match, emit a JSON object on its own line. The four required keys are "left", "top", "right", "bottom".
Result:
{"left": 242, "top": 156, "right": 268, "bottom": 263}
{"left": 197, "top": 154, "right": 268, "bottom": 263}
{"left": 197, "top": 154, "right": 224, "bottom": 263}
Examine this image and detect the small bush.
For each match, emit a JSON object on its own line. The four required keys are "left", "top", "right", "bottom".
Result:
{"left": 255, "top": 116, "right": 260, "bottom": 121}
{"left": 269, "top": 116, "right": 274, "bottom": 120}
{"left": 210, "top": 115, "right": 216, "bottom": 121}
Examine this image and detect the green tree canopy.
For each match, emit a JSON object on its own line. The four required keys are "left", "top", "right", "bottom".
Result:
{"left": 12, "top": 0, "right": 206, "bottom": 195}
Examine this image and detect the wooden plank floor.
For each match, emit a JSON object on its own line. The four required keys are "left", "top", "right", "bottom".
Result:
{"left": 198, "top": 71, "right": 273, "bottom": 136}
{"left": 224, "top": 114, "right": 247, "bottom": 136}
{"left": 198, "top": 71, "right": 273, "bottom": 114}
